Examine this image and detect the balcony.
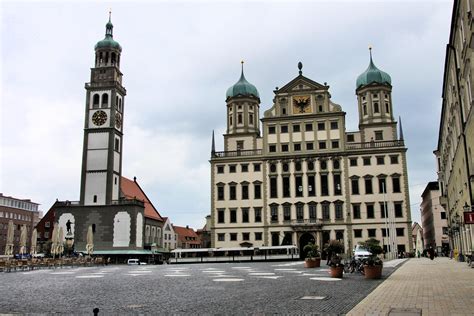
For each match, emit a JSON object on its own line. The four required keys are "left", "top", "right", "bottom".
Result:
{"left": 346, "top": 140, "right": 405, "bottom": 150}
{"left": 290, "top": 219, "right": 323, "bottom": 231}
{"left": 55, "top": 198, "right": 144, "bottom": 207}
{"left": 212, "top": 149, "right": 262, "bottom": 158}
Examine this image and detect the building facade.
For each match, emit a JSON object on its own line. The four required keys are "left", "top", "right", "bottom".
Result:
{"left": 0, "top": 194, "right": 40, "bottom": 255}
{"left": 420, "top": 182, "right": 449, "bottom": 254}
{"left": 210, "top": 57, "right": 413, "bottom": 256}
{"left": 173, "top": 225, "right": 201, "bottom": 249}
{"left": 435, "top": 0, "right": 474, "bottom": 258}
{"left": 54, "top": 15, "right": 164, "bottom": 256}
{"left": 162, "top": 217, "right": 177, "bottom": 251}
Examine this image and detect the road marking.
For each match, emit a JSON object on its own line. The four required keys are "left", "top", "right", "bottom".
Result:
{"left": 300, "top": 296, "right": 326, "bottom": 300}
{"left": 255, "top": 276, "right": 282, "bottom": 279}
{"left": 249, "top": 272, "right": 275, "bottom": 276}
{"left": 231, "top": 267, "right": 252, "bottom": 269}
{"left": 50, "top": 272, "right": 75, "bottom": 275}
{"left": 310, "top": 277, "right": 342, "bottom": 281}
{"left": 130, "top": 270, "right": 152, "bottom": 273}
{"left": 279, "top": 271, "right": 303, "bottom": 274}
{"left": 213, "top": 278, "right": 244, "bottom": 282}
{"left": 202, "top": 270, "right": 226, "bottom": 273}
{"left": 164, "top": 274, "right": 191, "bottom": 277}
{"left": 274, "top": 268, "right": 297, "bottom": 271}
{"left": 75, "top": 275, "right": 104, "bottom": 278}
{"left": 272, "top": 262, "right": 304, "bottom": 267}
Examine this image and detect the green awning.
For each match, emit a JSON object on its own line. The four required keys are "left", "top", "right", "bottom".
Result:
{"left": 78, "top": 250, "right": 152, "bottom": 255}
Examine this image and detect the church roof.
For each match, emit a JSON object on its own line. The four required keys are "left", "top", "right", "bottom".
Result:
{"left": 95, "top": 13, "right": 122, "bottom": 51}
{"left": 226, "top": 62, "right": 260, "bottom": 100}
{"left": 120, "top": 176, "right": 162, "bottom": 221}
{"left": 356, "top": 48, "right": 391, "bottom": 89}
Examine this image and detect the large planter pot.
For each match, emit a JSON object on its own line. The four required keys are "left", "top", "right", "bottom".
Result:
{"left": 364, "top": 265, "right": 383, "bottom": 279}
{"left": 330, "top": 266, "right": 344, "bottom": 278}
{"left": 304, "top": 258, "right": 321, "bottom": 268}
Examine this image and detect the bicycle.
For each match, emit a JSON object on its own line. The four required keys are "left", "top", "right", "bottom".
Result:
{"left": 343, "top": 257, "right": 366, "bottom": 275}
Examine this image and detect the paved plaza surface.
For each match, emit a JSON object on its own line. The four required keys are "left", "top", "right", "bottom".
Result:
{"left": 348, "top": 257, "right": 474, "bottom": 316}
{"left": 0, "top": 260, "right": 401, "bottom": 315}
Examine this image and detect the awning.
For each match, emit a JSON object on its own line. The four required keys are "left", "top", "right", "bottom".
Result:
{"left": 78, "top": 249, "right": 164, "bottom": 255}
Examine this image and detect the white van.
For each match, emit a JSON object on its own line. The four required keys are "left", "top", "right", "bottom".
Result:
{"left": 353, "top": 245, "right": 372, "bottom": 259}
{"left": 127, "top": 259, "right": 140, "bottom": 265}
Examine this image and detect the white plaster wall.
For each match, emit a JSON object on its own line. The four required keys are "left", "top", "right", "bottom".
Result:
{"left": 316, "top": 131, "right": 327, "bottom": 140}
{"left": 112, "top": 175, "right": 119, "bottom": 201}
{"left": 113, "top": 212, "right": 130, "bottom": 247}
{"left": 280, "top": 134, "right": 289, "bottom": 143}
{"left": 87, "top": 149, "right": 108, "bottom": 170}
{"left": 329, "top": 130, "right": 340, "bottom": 139}
{"left": 267, "top": 135, "right": 277, "bottom": 144}
{"left": 305, "top": 132, "right": 315, "bottom": 141}
{"left": 84, "top": 173, "right": 107, "bottom": 205}
{"left": 113, "top": 151, "right": 120, "bottom": 172}
{"left": 136, "top": 213, "right": 143, "bottom": 247}
{"left": 58, "top": 213, "right": 75, "bottom": 241}
{"left": 88, "top": 133, "right": 109, "bottom": 149}
{"left": 293, "top": 133, "right": 302, "bottom": 142}
{"left": 89, "top": 109, "right": 110, "bottom": 127}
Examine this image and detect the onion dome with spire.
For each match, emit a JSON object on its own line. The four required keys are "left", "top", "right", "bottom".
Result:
{"left": 95, "top": 12, "right": 122, "bottom": 51}
{"left": 356, "top": 48, "right": 391, "bottom": 89}
{"left": 226, "top": 61, "right": 260, "bottom": 100}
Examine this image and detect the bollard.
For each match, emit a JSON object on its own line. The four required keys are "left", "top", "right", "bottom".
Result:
{"left": 93, "top": 307, "right": 99, "bottom": 315}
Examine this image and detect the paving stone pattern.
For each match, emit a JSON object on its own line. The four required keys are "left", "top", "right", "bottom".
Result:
{"left": 0, "top": 261, "right": 398, "bottom": 315}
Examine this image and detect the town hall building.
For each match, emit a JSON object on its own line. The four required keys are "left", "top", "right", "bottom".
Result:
{"left": 210, "top": 53, "right": 413, "bottom": 256}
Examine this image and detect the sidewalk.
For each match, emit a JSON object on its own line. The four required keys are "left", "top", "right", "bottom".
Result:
{"left": 347, "top": 257, "right": 474, "bottom": 316}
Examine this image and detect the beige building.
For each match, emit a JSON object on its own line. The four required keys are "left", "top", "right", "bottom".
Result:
{"left": 210, "top": 57, "right": 413, "bottom": 257}
{"left": 420, "top": 182, "right": 449, "bottom": 254}
{"left": 435, "top": 0, "right": 474, "bottom": 259}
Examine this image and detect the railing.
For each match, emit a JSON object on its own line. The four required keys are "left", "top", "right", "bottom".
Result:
{"left": 212, "top": 149, "right": 262, "bottom": 158}
{"left": 55, "top": 198, "right": 144, "bottom": 207}
{"left": 346, "top": 140, "right": 404, "bottom": 150}
{"left": 290, "top": 219, "right": 323, "bottom": 231}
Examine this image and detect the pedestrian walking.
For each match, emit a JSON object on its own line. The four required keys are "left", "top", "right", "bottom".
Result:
{"left": 429, "top": 246, "right": 435, "bottom": 260}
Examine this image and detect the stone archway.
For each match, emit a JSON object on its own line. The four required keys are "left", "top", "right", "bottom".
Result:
{"left": 299, "top": 233, "right": 315, "bottom": 259}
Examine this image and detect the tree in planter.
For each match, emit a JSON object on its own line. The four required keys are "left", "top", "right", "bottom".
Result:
{"left": 360, "top": 238, "right": 384, "bottom": 279}
{"left": 303, "top": 242, "right": 321, "bottom": 268}
{"left": 325, "top": 240, "right": 345, "bottom": 278}
{"left": 324, "top": 240, "right": 344, "bottom": 265}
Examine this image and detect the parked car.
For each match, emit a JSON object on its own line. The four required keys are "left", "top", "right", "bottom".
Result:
{"left": 353, "top": 245, "right": 372, "bottom": 259}
{"left": 127, "top": 259, "right": 140, "bottom": 265}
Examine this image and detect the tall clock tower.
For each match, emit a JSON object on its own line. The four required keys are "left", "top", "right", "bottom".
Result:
{"left": 79, "top": 13, "right": 126, "bottom": 206}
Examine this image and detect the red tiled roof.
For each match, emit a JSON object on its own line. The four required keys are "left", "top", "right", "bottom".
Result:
{"left": 121, "top": 177, "right": 162, "bottom": 221}
{"left": 173, "top": 225, "right": 200, "bottom": 244}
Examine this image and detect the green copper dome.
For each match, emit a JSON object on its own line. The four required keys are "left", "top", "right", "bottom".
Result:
{"left": 356, "top": 49, "right": 391, "bottom": 89}
{"left": 95, "top": 15, "right": 122, "bottom": 51}
{"left": 226, "top": 64, "right": 260, "bottom": 100}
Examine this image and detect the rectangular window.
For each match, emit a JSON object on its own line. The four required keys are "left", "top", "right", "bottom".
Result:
{"left": 390, "top": 155, "right": 399, "bottom": 164}
{"left": 354, "top": 229, "right": 362, "bottom": 238}
{"left": 254, "top": 207, "right": 262, "bottom": 222}
{"left": 241, "top": 164, "right": 249, "bottom": 172}
{"left": 330, "top": 121, "right": 338, "bottom": 129}
{"left": 254, "top": 184, "right": 261, "bottom": 199}
{"left": 283, "top": 177, "right": 291, "bottom": 197}
{"left": 217, "top": 166, "right": 224, "bottom": 174}
{"left": 309, "top": 205, "right": 317, "bottom": 220}
{"left": 295, "top": 176, "right": 303, "bottom": 197}
{"left": 255, "top": 232, "right": 262, "bottom": 241}
{"left": 376, "top": 156, "right": 385, "bottom": 165}
{"left": 283, "top": 205, "right": 291, "bottom": 221}
{"left": 441, "top": 212, "right": 446, "bottom": 220}
{"left": 229, "top": 186, "right": 236, "bottom": 200}
{"left": 242, "top": 208, "right": 249, "bottom": 223}
{"left": 281, "top": 125, "right": 288, "bottom": 133}
{"left": 381, "top": 228, "right": 389, "bottom": 237}
{"left": 368, "top": 229, "right": 376, "bottom": 238}
{"left": 394, "top": 202, "right": 403, "bottom": 217}
{"left": 363, "top": 157, "right": 371, "bottom": 165}
{"left": 380, "top": 203, "right": 387, "bottom": 218}
{"left": 322, "top": 204, "right": 330, "bottom": 220}
{"left": 367, "top": 204, "right": 374, "bottom": 218}
{"left": 268, "top": 126, "right": 276, "bottom": 134}
{"left": 305, "top": 123, "right": 313, "bottom": 131}
{"left": 351, "top": 178, "right": 359, "bottom": 195}
{"left": 331, "top": 140, "right": 339, "bottom": 148}
{"left": 334, "top": 174, "right": 342, "bottom": 195}
{"left": 230, "top": 233, "right": 237, "bottom": 241}
{"left": 365, "top": 178, "right": 373, "bottom": 194}
{"left": 319, "top": 141, "right": 327, "bottom": 149}
{"left": 217, "top": 186, "right": 225, "bottom": 200}
{"left": 308, "top": 175, "right": 316, "bottom": 196}
{"left": 218, "top": 209, "right": 225, "bottom": 223}
{"left": 306, "top": 142, "right": 314, "bottom": 150}
{"left": 270, "top": 177, "right": 278, "bottom": 198}
{"left": 350, "top": 158, "right": 358, "bottom": 166}
{"left": 242, "top": 232, "right": 250, "bottom": 241}
{"left": 353, "top": 204, "right": 361, "bottom": 219}
{"left": 229, "top": 165, "right": 236, "bottom": 173}
{"left": 269, "top": 145, "right": 276, "bottom": 152}
{"left": 321, "top": 174, "right": 329, "bottom": 196}
{"left": 347, "top": 134, "right": 355, "bottom": 142}
{"left": 254, "top": 163, "right": 261, "bottom": 172}
{"left": 392, "top": 177, "right": 401, "bottom": 193}
{"left": 281, "top": 144, "right": 289, "bottom": 152}
{"left": 230, "top": 209, "right": 237, "bottom": 223}
{"left": 293, "top": 124, "right": 300, "bottom": 132}
{"left": 317, "top": 122, "right": 325, "bottom": 130}
{"left": 379, "top": 178, "right": 386, "bottom": 193}
{"left": 242, "top": 184, "right": 249, "bottom": 200}
{"left": 396, "top": 228, "right": 404, "bottom": 237}
{"left": 335, "top": 204, "right": 343, "bottom": 220}
{"left": 218, "top": 233, "right": 225, "bottom": 241}
{"left": 271, "top": 205, "right": 279, "bottom": 222}
{"left": 294, "top": 143, "right": 301, "bottom": 151}
{"left": 375, "top": 131, "right": 383, "bottom": 140}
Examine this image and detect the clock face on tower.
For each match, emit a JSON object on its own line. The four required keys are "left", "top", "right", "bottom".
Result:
{"left": 92, "top": 110, "right": 107, "bottom": 126}
{"left": 115, "top": 113, "right": 122, "bottom": 129}
{"left": 293, "top": 95, "right": 312, "bottom": 113}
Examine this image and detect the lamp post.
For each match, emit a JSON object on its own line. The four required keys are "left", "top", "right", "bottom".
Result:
{"left": 463, "top": 202, "right": 472, "bottom": 254}
{"left": 454, "top": 212, "right": 464, "bottom": 262}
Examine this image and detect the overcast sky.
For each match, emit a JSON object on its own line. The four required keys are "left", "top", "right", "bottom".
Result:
{"left": 1, "top": 0, "right": 452, "bottom": 229}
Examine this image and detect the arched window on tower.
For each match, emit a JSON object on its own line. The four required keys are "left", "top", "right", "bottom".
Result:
{"left": 92, "top": 94, "right": 100, "bottom": 108}
{"left": 105, "top": 52, "right": 109, "bottom": 65}
{"left": 111, "top": 53, "right": 116, "bottom": 66}
{"left": 229, "top": 115, "right": 233, "bottom": 126}
{"left": 374, "top": 102, "right": 379, "bottom": 113}
{"left": 117, "top": 55, "right": 120, "bottom": 67}
{"left": 385, "top": 102, "right": 390, "bottom": 113}
{"left": 99, "top": 52, "right": 103, "bottom": 65}
{"left": 363, "top": 104, "right": 367, "bottom": 116}
{"left": 101, "top": 94, "right": 109, "bottom": 108}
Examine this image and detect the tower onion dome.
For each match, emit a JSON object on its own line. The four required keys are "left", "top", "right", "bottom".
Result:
{"left": 95, "top": 13, "right": 122, "bottom": 51}
{"left": 356, "top": 48, "right": 391, "bottom": 89}
{"left": 226, "top": 62, "right": 260, "bottom": 100}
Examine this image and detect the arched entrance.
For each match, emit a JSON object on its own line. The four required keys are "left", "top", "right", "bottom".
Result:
{"left": 299, "top": 233, "right": 315, "bottom": 259}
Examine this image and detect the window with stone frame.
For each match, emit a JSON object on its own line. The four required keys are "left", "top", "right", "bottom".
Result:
{"left": 378, "top": 177, "right": 387, "bottom": 193}
{"left": 396, "top": 228, "right": 404, "bottom": 237}
{"left": 217, "top": 185, "right": 225, "bottom": 200}
{"left": 295, "top": 176, "right": 303, "bottom": 197}
{"left": 241, "top": 183, "right": 249, "bottom": 200}
{"left": 230, "top": 233, "right": 237, "bottom": 241}
{"left": 363, "top": 157, "right": 371, "bottom": 165}
{"left": 283, "top": 176, "right": 291, "bottom": 197}
{"left": 332, "top": 140, "right": 339, "bottom": 149}
{"left": 330, "top": 121, "right": 338, "bottom": 130}
{"left": 254, "top": 163, "right": 261, "bottom": 172}
{"left": 230, "top": 209, "right": 237, "bottom": 223}
{"left": 354, "top": 229, "right": 362, "bottom": 238}
{"left": 334, "top": 174, "right": 342, "bottom": 195}
{"left": 229, "top": 185, "right": 236, "bottom": 200}
{"left": 271, "top": 205, "right": 279, "bottom": 222}
{"left": 351, "top": 178, "right": 360, "bottom": 195}
{"left": 255, "top": 232, "right": 262, "bottom": 241}
{"left": 241, "top": 164, "right": 249, "bottom": 172}
{"left": 217, "top": 209, "right": 225, "bottom": 223}
{"left": 350, "top": 158, "right": 358, "bottom": 166}
{"left": 254, "top": 207, "right": 262, "bottom": 222}
{"left": 242, "top": 208, "right": 249, "bottom": 223}
{"left": 366, "top": 204, "right": 375, "bottom": 218}
{"left": 283, "top": 205, "right": 291, "bottom": 221}
{"left": 365, "top": 177, "right": 373, "bottom": 194}
{"left": 218, "top": 233, "right": 225, "bottom": 241}
{"left": 305, "top": 123, "right": 313, "bottom": 131}
{"left": 217, "top": 165, "right": 225, "bottom": 174}
{"left": 376, "top": 156, "right": 385, "bottom": 165}
{"left": 306, "top": 142, "right": 314, "bottom": 150}
{"left": 317, "top": 122, "right": 325, "bottom": 130}
{"left": 309, "top": 204, "right": 317, "bottom": 220}
{"left": 281, "top": 125, "right": 288, "bottom": 133}
{"left": 319, "top": 141, "right": 327, "bottom": 149}
{"left": 381, "top": 228, "right": 390, "bottom": 237}
{"left": 335, "top": 203, "right": 343, "bottom": 220}
{"left": 307, "top": 175, "right": 316, "bottom": 196}
{"left": 296, "top": 204, "right": 304, "bottom": 221}
{"left": 347, "top": 134, "right": 355, "bottom": 142}
{"left": 229, "top": 165, "right": 236, "bottom": 173}
{"left": 394, "top": 202, "right": 403, "bottom": 217}
{"left": 254, "top": 183, "right": 262, "bottom": 199}
{"left": 368, "top": 229, "right": 376, "bottom": 238}
{"left": 270, "top": 177, "right": 278, "bottom": 198}
{"left": 242, "top": 232, "right": 250, "bottom": 241}
{"left": 293, "top": 124, "right": 301, "bottom": 132}
{"left": 392, "top": 176, "right": 401, "bottom": 193}
{"left": 352, "top": 204, "right": 361, "bottom": 219}
{"left": 269, "top": 145, "right": 276, "bottom": 152}
{"left": 321, "top": 174, "right": 329, "bottom": 196}
{"left": 322, "top": 203, "right": 330, "bottom": 220}
{"left": 271, "top": 232, "right": 280, "bottom": 246}
{"left": 390, "top": 155, "right": 399, "bottom": 164}
{"left": 294, "top": 143, "right": 301, "bottom": 151}
{"left": 281, "top": 144, "right": 289, "bottom": 152}
{"left": 375, "top": 131, "right": 383, "bottom": 140}
{"left": 268, "top": 126, "right": 276, "bottom": 134}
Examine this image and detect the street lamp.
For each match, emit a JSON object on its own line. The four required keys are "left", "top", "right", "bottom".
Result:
{"left": 453, "top": 212, "right": 464, "bottom": 262}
